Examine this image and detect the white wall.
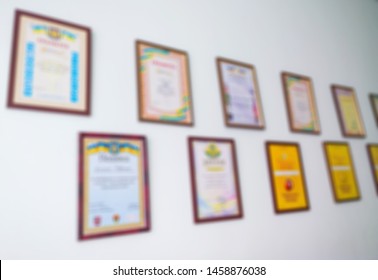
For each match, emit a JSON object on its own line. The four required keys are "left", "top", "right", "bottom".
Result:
{"left": 0, "top": 0, "right": 377, "bottom": 259}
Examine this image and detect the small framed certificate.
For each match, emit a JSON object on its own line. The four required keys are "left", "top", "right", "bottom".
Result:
{"left": 281, "top": 72, "right": 320, "bottom": 134}
{"left": 367, "top": 144, "right": 378, "bottom": 195}
{"left": 331, "top": 85, "right": 365, "bottom": 138}
{"left": 266, "top": 141, "right": 310, "bottom": 213}
{"left": 8, "top": 10, "right": 91, "bottom": 115}
{"left": 79, "top": 133, "right": 150, "bottom": 240}
{"left": 217, "top": 57, "right": 265, "bottom": 129}
{"left": 323, "top": 142, "right": 360, "bottom": 202}
{"left": 188, "top": 137, "right": 243, "bottom": 223}
{"left": 370, "top": 94, "right": 378, "bottom": 127}
{"left": 136, "top": 40, "right": 194, "bottom": 125}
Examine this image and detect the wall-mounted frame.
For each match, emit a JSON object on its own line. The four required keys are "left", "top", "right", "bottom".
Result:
{"left": 323, "top": 142, "right": 360, "bottom": 202}
{"left": 79, "top": 133, "right": 150, "bottom": 240}
{"left": 367, "top": 144, "right": 378, "bottom": 195}
{"left": 136, "top": 40, "right": 194, "bottom": 126}
{"left": 281, "top": 72, "right": 320, "bottom": 134}
{"left": 8, "top": 10, "right": 91, "bottom": 115}
{"left": 265, "top": 141, "right": 310, "bottom": 213}
{"left": 369, "top": 93, "right": 378, "bottom": 127}
{"left": 331, "top": 85, "right": 365, "bottom": 138}
{"left": 217, "top": 57, "right": 265, "bottom": 129}
{"left": 188, "top": 137, "right": 243, "bottom": 223}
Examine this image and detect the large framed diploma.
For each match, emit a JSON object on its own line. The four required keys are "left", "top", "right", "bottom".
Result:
{"left": 188, "top": 137, "right": 243, "bottom": 223}
{"left": 370, "top": 94, "right": 378, "bottom": 127}
{"left": 136, "top": 40, "right": 193, "bottom": 125}
{"left": 282, "top": 72, "right": 320, "bottom": 134}
{"left": 323, "top": 142, "right": 360, "bottom": 202}
{"left": 266, "top": 141, "right": 310, "bottom": 213}
{"left": 367, "top": 144, "right": 378, "bottom": 195}
{"left": 217, "top": 57, "right": 265, "bottom": 129}
{"left": 331, "top": 85, "right": 365, "bottom": 138}
{"left": 79, "top": 133, "right": 150, "bottom": 239}
{"left": 8, "top": 10, "right": 91, "bottom": 115}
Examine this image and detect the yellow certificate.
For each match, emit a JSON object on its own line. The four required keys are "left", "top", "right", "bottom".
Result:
{"left": 266, "top": 142, "right": 309, "bottom": 213}
{"left": 324, "top": 142, "right": 360, "bottom": 202}
{"left": 367, "top": 144, "right": 378, "bottom": 194}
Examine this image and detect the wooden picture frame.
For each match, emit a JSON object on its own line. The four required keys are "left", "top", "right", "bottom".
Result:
{"left": 331, "top": 85, "right": 365, "bottom": 138}
{"left": 217, "top": 57, "right": 265, "bottom": 129}
{"left": 369, "top": 94, "right": 378, "bottom": 127}
{"left": 188, "top": 137, "right": 243, "bottom": 223}
{"left": 8, "top": 10, "right": 91, "bottom": 115}
{"left": 281, "top": 72, "right": 320, "bottom": 134}
{"left": 79, "top": 133, "right": 150, "bottom": 240}
{"left": 265, "top": 141, "right": 310, "bottom": 213}
{"left": 323, "top": 142, "right": 360, "bottom": 202}
{"left": 136, "top": 40, "right": 194, "bottom": 126}
{"left": 367, "top": 144, "right": 378, "bottom": 195}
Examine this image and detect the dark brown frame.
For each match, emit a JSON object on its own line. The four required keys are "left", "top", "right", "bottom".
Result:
{"left": 8, "top": 10, "right": 91, "bottom": 115}
{"left": 367, "top": 144, "right": 378, "bottom": 195}
{"left": 136, "top": 40, "right": 194, "bottom": 126}
{"left": 369, "top": 94, "right": 378, "bottom": 127}
{"left": 323, "top": 141, "right": 361, "bottom": 203}
{"left": 281, "top": 72, "right": 320, "bottom": 134}
{"left": 79, "top": 132, "right": 150, "bottom": 240}
{"left": 265, "top": 141, "right": 310, "bottom": 214}
{"left": 216, "top": 57, "right": 265, "bottom": 129}
{"left": 331, "top": 85, "right": 365, "bottom": 138}
{"left": 188, "top": 136, "right": 243, "bottom": 223}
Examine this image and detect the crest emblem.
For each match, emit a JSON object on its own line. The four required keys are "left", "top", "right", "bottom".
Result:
{"left": 48, "top": 27, "right": 62, "bottom": 40}
{"left": 205, "top": 143, "right": 221, "bottom": 158}
{"left": 109, "top": 142, "right": 120, "bottom": 154}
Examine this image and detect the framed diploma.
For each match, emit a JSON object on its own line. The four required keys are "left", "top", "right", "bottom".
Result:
{"left": 136, "top": 40, "right": 193, "bottom": 125}
{"left": 266, "top": 141, "right": 310, "bottom": 213}
{"left": 323, "top": 142, "right": 360, "bottom": 202}
{"left": 367, "top": 144, "right": 378, "bottom": 195}
{"left": 217, "top": 57, "right": 265, "bottom": 129}
{"left": 370, "top": 94, "right": 378, "bottom": 127}
{"left": 188, "top": 137, "right": 243, "bottom": 223}
{"left": 8, "top": 10, "right": 91, "bottom": 115}
{"left": 79, "top": 133, "right": 150, "bottom": 240}
{"left": 282, "top": 72, "right": 320, "bottom": 134}
{"left": 331, "top": 85, "right": 365, "bottom": 138}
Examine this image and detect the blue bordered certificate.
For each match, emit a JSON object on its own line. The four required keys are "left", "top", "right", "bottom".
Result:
{"left": 79, "top": 133, "right": 150, "bottom": 239}
{"left": 8, "top": 10, "right": 91, "bottom": 115}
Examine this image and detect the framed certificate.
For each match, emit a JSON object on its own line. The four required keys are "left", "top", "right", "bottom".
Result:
{"left": 8, "top": 10, "right": 91, "bottom": 115}
{"left": 370, "top": 94, "right": 378, "bottom": 127}
{"left": 367, "top": 144, "right": 378, "bottom": 195}
{"left": 331, "top": 85, "right": 365, "bottom": 138}
{"left": 266, "top": 141, "right": 310, "bottom": 213}
{"left": 79, "top": 133, "right": 150, "bottom": 240}
{"left": 323, "top": 142, "right": 360, "bottom": 202}
{"left": 217, "top": 57, "right": 265, "bottom": 129}
{"left": 282, "top": 72, "right": 320, "bottom": 134}
{"left": 136, "top": 40, "right": 193, "bottom": 125}
{"left": 188, "top": 137, "right": 243, "bottom": 223}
